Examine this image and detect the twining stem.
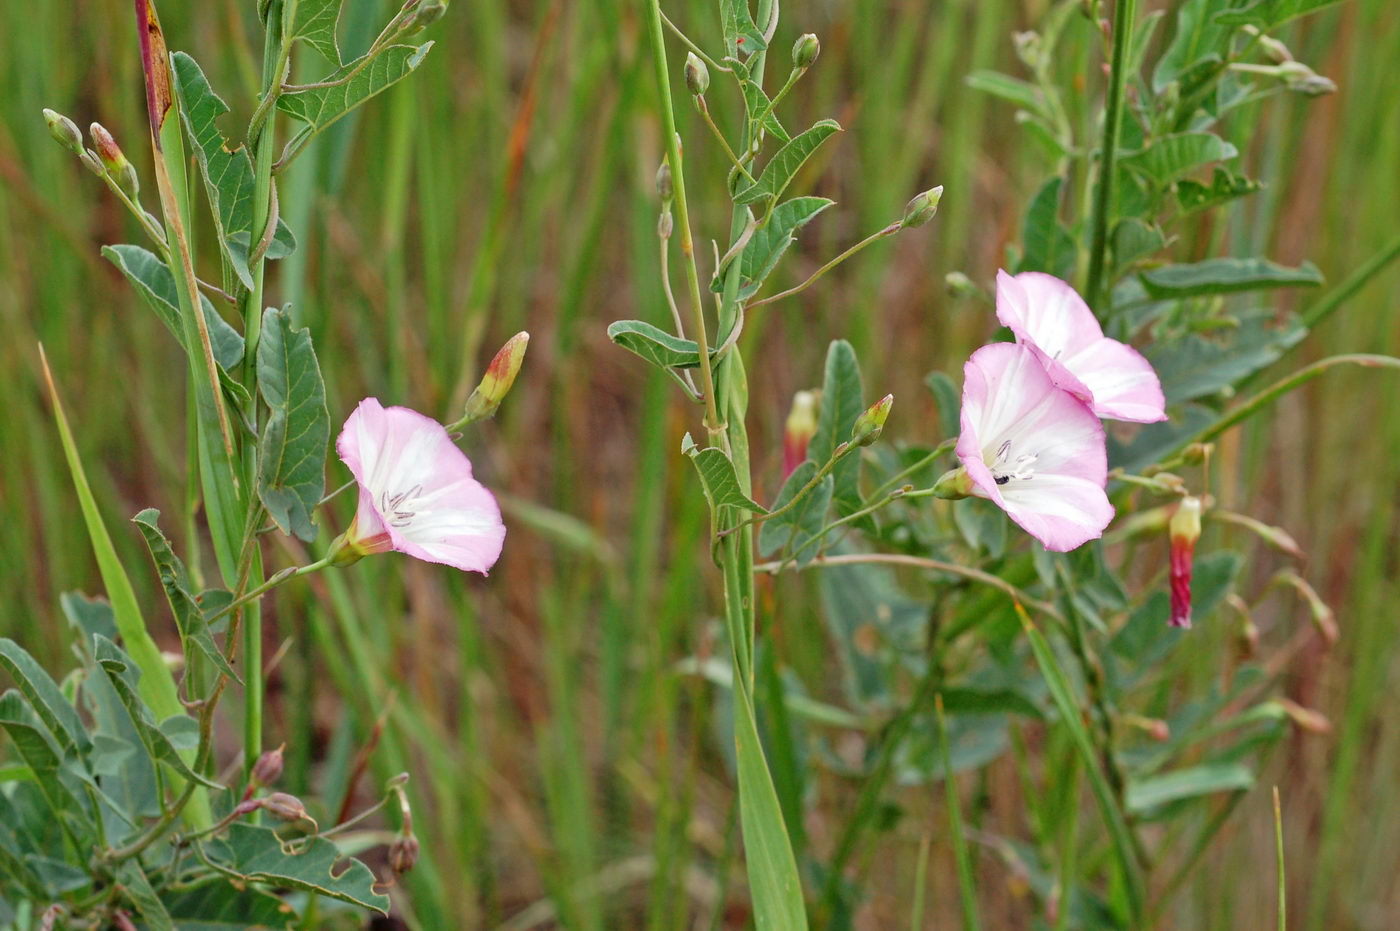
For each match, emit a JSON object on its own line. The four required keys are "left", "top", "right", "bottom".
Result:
{"left": 1083, "top": 0, "right": 1138, "bottom": 312}
{"left": 719, "top": 441, "right": 854, "bottom": 538}
{"left": 747, "top": 222, "right": 901, "bottom": 309}
{"left": 644, "top": 0, "right": 722, "bottom": 437}
{"left": 866, "top": 437, "right": 957, "bottom": 501}
{"left": 205, "top": 555, "right": 334, "bottom": 627}
{"left": 696, "top": 97, "right": 755, "bottom": 182}
{"left": 659, "top": 10, "right": 728, "bottom": 75}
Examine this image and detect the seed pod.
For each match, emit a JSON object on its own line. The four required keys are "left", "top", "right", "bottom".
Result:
{"left": 261, "top": 792, "right": 312, "bottom": 825}
{"left": 389, "top": 832, "right": 421, "bottom": 875}
{"left": 684, "top": 52, "right": 710, "bottom": 96}
{"left": 251, "top": 744, "right": 285, "bottom": 787}
{"left": 792, "top": 33, "right": 820, "bottom": 69}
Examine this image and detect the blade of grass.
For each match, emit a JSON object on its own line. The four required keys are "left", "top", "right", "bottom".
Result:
{"left": 936, "top": 694, "right": 982, "bottom": 931}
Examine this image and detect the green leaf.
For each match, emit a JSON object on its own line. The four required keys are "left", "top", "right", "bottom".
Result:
{"left": 1214, "top": 0, "right": 1345, "bottom": 28}
{"left": 740, "top": 79, "right": 790, "bottom": 143}
{"left": 163, "top": 881, "right": 296, "bottom": 929}
{"left": 61, "top": 591, "right": 119, "bottom": 644}
{"left": 966, "top": 70, "right": 1050, "bottom": 120}
{"left": 719, "top": 0, "right": 768, "bottom": 56}
{"left": 256, "top": 307, "right": 330, "bottom": 542}
{"left": 1112, "top": 218, "right": 1167, "bottom": 273}
{"left": 130, "top": 509, "right": 240, "bottom": 680}
{"left": 1140, "top": 258, "right": 1324, "bottom": 298}
{"left": 1175, "top": 167, "right": 1263, "bottom": 214}
{"left": 716, "top": 197, "right": 834, "bottom": 299}
{"left": 0, "top": 691, "right": 93, "bottom": 839}
{"left": 811, "top": 341, "right": 863, "bottom": 518}
{"left": 733, "top": 119, "right": 841, "bottom": 206}
{"left": 0, "top": 639, "right": 89, "bottom": 757}
{"left": 116, "top": 862, "right": 176, "bottom": 931}
{"left": 102, "top": 245, "right": 244, "bottom": 370}
{"left": 758, "top": 461, "right": 833, "bottom": 563}
{"left": 1121, "top": 132, "right": 1238, "bottom": 187}
{"left": 1153, "top": 0, "right": 1237, "bottom": 93}
{"left": 939, "top": 687, "right": 1044, "bottom": 720}
{"left": 205, "top": 822, "right": 390, "bottom": 913}
{"left": 288, "top": 0, "right": 343, "bottom": 64}
{"left": 93, "top": 636, "right": 221, "bottom": 790}
{"left": 278, "top": 43, "right": 433, "bottom": 138}
{"left": 1019, "top": 176, "right": 1076, "bottom": 279}
{"left": 682, "top": 434, "right": 768, "bottom": 515}
{"left": 1146, "top": 312, "right": 1306, "bottom": 403}
{"left": 818, "top": 555, "right": 925, "bottom": 707}
{"left": 1126, "top": 763, "right": 1254, "bottom": 814}
{"left": 171, "top": 54, "right": 296, "bottom": 290}
{"left": 607, "top": 319, "right": 712, "bottom": 369}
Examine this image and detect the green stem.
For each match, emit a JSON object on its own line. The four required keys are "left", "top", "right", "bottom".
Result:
{"left": 205, "top": 555, "right": 334, "bottom": 627}
{"left": 747, "top": 222, "right": 901, "bottom": 309}
{"left": 720, "top": 441, "right": 854, "bottom": 537}
{"left": 866, "top": 438, "right": 956, "bottom": 501}
{"left": 1084, "top": 0, "right": 1137, "bottom": 311}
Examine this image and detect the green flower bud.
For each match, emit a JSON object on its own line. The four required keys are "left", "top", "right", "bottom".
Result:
{"left": 684, "top": 52, "right": 710, "bottom": 96}
{"left": 792, "top": 33, "right": 820, "bottom": 69}
{"left": 407, "top": 0, "right": 448, "bottom": 33}
{"left": 43, "top": 109, "right": 84, "bottom": 154}
{"left": 850, "top": 393, "right": 892, "bottom": 447}
{"left": 932, "top": 466, "right": 974, "bottom": 500}
{"left": 656, "top": 161, "right": 673, "bottom": 202}
{"left": 901, "top": 185, "right": 943, "bottom": 228}
{"left": 459, "top": 331, "right": 530, "bottom": 426}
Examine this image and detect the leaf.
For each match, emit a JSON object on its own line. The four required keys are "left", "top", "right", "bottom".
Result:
{"left": 171, "top": 54, "right": 296, "bottom": 290}
{"left": 966, "top": 70, "right": 1050, "bottom": 120}
{"left": 1215, "top": 0, "right": 1345, "bottom": 28}
{"left": 1126, "top": 763, "right": 1254, "bottom": 814}
{"left": 1019, "top": 176, "right": 1076, "bottom": 279}
{"left": 733, "top": 119, "right": 842, "bottom": 206}
{"left": 1112, "top": 218, "right": 1167, "bottom": 272}
{"left": 288, "top": 0, "right": 343, "bottom": 64}
{"left": 131, "top": 509, "right": 239, "bottom": 681}
{"left": 205, "top": 822, "right": 390, "bottom": 913}
{"left": 719, "top": 0, "right": 768, "bottom": 56}
{"left": 715, "top": 197, "right": 834, "bottom": 299}
{"left": 93, "top": 636, "right": 221, "bottom": 790}
{"left": 163, "top": 881, "right": 296, "bottom": 929}
{"left": 818, "top": 554, "right": 926, "bottom": 707}
{"left": 607, "top": 319, "right": 712, "bottom": 369}
{"left": 0, "top": 640, "right": 89, "bottom": 757}
{"left": 740, "top": 80, "right": 790, "bottom": 143}
{"left": 1175, "top": 167, "right": 1263, "bottom": 214}
{"left": 256, "top": 307, "right": 330, "bottom": 542}
{"left": 102, "top": 245, "right": 244, "bottom": 370}
{"left": 1120, "top": 132, "right": 1238, "bottom": 187}
{"left": 1153, "top": 0, "right": 1236, "bottom": 93}
{"left": 278, "top": 43, "right": 433, "bottom": 137}
{"left": 811, "top": 341, "right": 864, "bottom": 518}
{"left": 1140, "top": 258, "right": 1324, "bottom": 298}
{"left": 758, "top": 461, "right": 833, "bottom": 563}
{"left": 939, "top": 687, "right": 1044, "bottom": 720}
{"left": 682, "top": 434, "right": 767, "bottom": 515}
{"left": 0, "top": 691, "right": 93, "bottom": 839}
{"left": 1146, "top": 312, "right": 1306, "bottom": 403}
{"left": 116, "top": 862, "right": 175, "bottom": 931}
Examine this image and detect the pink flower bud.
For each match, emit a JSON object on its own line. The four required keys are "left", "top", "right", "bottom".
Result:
{"left": 460, "top": 332, "right": 529, "bottom": 425}
{"left": 89, "top": 123, "right": 139, "bottom": 197}
{"left": 782, "top": 390, "right": 819, "bottom": 477}
{"left": 251, "top": 744, "right": 285, "bottom": 787}
{"left": 1168, "top": 496, "right": 1203, "bottom": 628}
{"left": 851, "top": 393, "right": 892, "bottom": 447}
{"left": 261, "top": 792, "right": 313, "bottom": 826}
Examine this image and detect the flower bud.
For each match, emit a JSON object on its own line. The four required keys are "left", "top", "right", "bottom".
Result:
{"left": 261, "top": 792, "right": 314, "bottom": 826}
{"left": 901, "top": 185, "right": 943, "bottom": 229}
{"left": 684, "top": 52, "right": 710, "bottom": 96}
{"left": 459, "top": 332, "right": 530, "bottom": 426}
{"left": 1257, "top": 33, "right": 1293, "bottom": 64}
{"left": 1168, "top": 496, "right": 1203, "bottom": 628}
{"left": 655, "top": 161, "right": 673, "bottom": 202}
{"left": 1278, "top": 61, "right": 1336, "bottom": 96}
{"left": 406, "top": 0, "right": 448, "bottom": 33}
{"left": 783, "top": 390, "right": 819, "bottom": 477}
{"left": 1211, "top": 510, "right": 1304, "bottom": 560}
{"left": 932, "top": 466, "right": 974, "bottom": 500}
{"left": 657, "top": 210, "right": 673, "bottom": 240}
{"left": 1275, "top": 570, "right": 1337, "bottom": 644}
{"left": 851, "top": 394, "right": 892, "bottom": 447}
{"left": 1275, "top": 697, "right": 1331, "bottom": 735}
{"left": 43, "top": 109, "right": 84, "bottom": 154}
{"left": 251, "top": 744, "right": 285, "bottom": 787}
{"left": 1122, "top": 714, "right": 1170, "bottom": 742}
{"left": 792, "top": 33, "right": 820, "bottom": 69}
{"left": 389, "top": 832, "right": 420, "bottom": 875}
{"left": 91, "top": 123, "right": 139, "bottom": 198}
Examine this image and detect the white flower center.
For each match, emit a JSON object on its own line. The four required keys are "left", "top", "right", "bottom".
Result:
{"left": 380, "top": 484, "right": 425, "bottom": 528}
{"left": 989, "top": 439, "right": 1038, "bottom": 486}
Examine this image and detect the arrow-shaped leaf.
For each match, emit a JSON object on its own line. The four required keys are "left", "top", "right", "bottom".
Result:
{"left": 278, "top": 43, "right": 433, "bottom": 138}
{"left": 256, "top": 308, "right": 330, "bottom": 542}
{"left": 0, "top": 639, "right": 89, "bottom": 757}
{"left": 289, "top": 0, "right": 343, "bottom": 65}
{"left": 682, "top": 434, "right": 768, "bottom": 515}
{"left": 103, "top": 244, "right": 244, "bottom": 370}
{"left": 1139, "top": 257, "right": 1323, "bottom": 298}
{"left": 608, "top": 319, "right": 715, "bottom": 369}
{"left": 733, "top": 119, "right": 841, "bottom": 206}
{"left": 714, "top": 197, "right": 834, "bottom": 299}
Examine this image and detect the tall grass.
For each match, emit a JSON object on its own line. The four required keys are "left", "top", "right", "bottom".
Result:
{"left": 1, "top": 0, "right": 1397, "bottom": 925}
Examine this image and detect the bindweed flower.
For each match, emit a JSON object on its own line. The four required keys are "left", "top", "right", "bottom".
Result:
{"left": 783, "top": 389, "right": 819, "bottom": 478}
{"left": 90, "top": 122, "right": 139, "bottom": 198}
{"left": 1168, "top": 496, "right": 1202, "bottom": 628}
{"left": 995, "top": 270, "right": 1166, "bottom": 423}
{"left": 939, "top": 343, "right": 1113, "bottom": 552}
{"left": 333, "top": 398, "right": 505, "bottom": 574}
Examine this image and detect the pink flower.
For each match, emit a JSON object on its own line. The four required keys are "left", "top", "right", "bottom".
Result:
{"left": 1168, "top": 496, "right": 1202, "bottom": 628}
{"left": 334, "top": 398, "right": 505, "bottom": 573}
{"left": 953, "top": 344, "right": 1113, "bottom": 552}
{"left": 995, "top": 270, "right": 1166, "bottom": 423}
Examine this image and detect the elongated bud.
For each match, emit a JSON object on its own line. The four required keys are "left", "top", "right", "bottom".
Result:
{"left": 1168, "top": 496, "right": 1203, "bottom": 628}
{"left": 783, "top": 390, "right": 819, "bottom": 478}
{"left": 1259, "top": 34, "right": 1293, "bottom": 64}
{"left": 1275, "top": 570, "right": 1338, "bottom": 644}
{"left": 792, "top": 33, "right": 820, "bottom": 69}
{"left": 932, "top": 466, "right": 974, "bottom": 500}
{"left": 1013, "top": 31, "right": 1042, "bottom": 70}
{"left": 251, "top": 744, "right": 285, "bottom": 787}
{"left": 261, "top": 792, "right": 315, "bottom": 827}
{"left": 407, "top": 0, "right": 447, "bottom": 33}
{"left": 90, "top": 123, "right": 139, "bottom": 198}
{"left": 901, "top": 185, "right": 943, "bottom": 229}
{"left": 458, "top": 332, "right": 529, "bottom": 426}
{"left": 1122, "top": 713, "right": 1170, "bottom": 742}
{"left": 1275, "top": 697, "right": 1332, "bottom": 734}
{"left": 1211, "top": 510, "right": 1304, "bottom": 559}
{"left": 657, "top": 210, "right": 673, "bottom": 240}
{"left": 389, "top": 832, "right": 420, "bottom": 875}
{"left": 684, "top": 52, "right": 710, "bottom": 96}
{"left": 851, "top": 394, "right": 892, "bottom": 447}
{"left": 1278, "top": 61, "right": 1336, "bottom": 96}
{"left": 655, "top": 161, "right": 673, "bottom": 202}
{"left": 43, "top": 109, "right": 84, "bottom": 154}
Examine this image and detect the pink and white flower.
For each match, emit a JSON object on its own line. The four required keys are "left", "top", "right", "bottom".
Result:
{"left": 995, "top": 270, "right": 1166, "bottom": 423}
{"left": 334, "top": 398, "right": 505, "bottom": 573}
{"left": 950, "top": 343, "right": 1114, "bottom": 552}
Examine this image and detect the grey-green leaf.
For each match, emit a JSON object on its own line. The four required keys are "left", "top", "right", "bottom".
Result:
{"left": 0, "top": 640, "right": 89, "bottom": 757}
{"left": 1126, "top": 763, "right": 1255, "bottom": 814}
{"left": 733, "top": 119, "right": 841, "bottom": 206}
{"left": 715, "top": 197, "right": 834, "bottom": 299}
{"left": 131, "top": 509, "right": 239, "bottom": 681}
{"left": 256, "top": 307, "right": 330, "bottom": 542}
{"left": 758, "top": 461, "right": 833, "bottom": 563}
{"left": 278, "top": 43, "right": 433, "bottom": 137}
{"left": 739, "top": 80, "right": 790, "bottom": 143}
{"left": 682, "top": 434, "right": 768, "bottom": 515}
{"left": 1214, "top": 0, "right": 1345, "bottom": 28}
{"left": 102, "top": 245, "right": 244, "bottom": 370}
{"left": 0, "top": 691, "right": 93, "bottom": 838}
{"left": 1112, "top": 218, "right": 1167, "bottom": 272}
{"left": 205, "top": 822, "right": 390, "bottom": 913}
{"left": 719, "top": 0, "right": 768, "bottom": 56}
{"left": 1120, "top": 132, "right": 1237, "bottom": 187}
{"left": 289, "top": 0, "right": 343, "bottom": 64}
{"left": 116, "top": 862, "right": 175, "bottom": 931}
{"left": 966, "top": 70, "right": 1051, "bottom": 121}
{"left": 1019, "top": 176, "right": 1076, "bottom": 280}
{"left": 1175, "top": 167, "right": 1263, "bottom": 214}
{"left": 811, "top": 341, "right": 863, "bottom": 517}
{"left": 1139, "top": 258, "right": 1323, "bottom": 298}
{"left": 1146, "top": 312, "right": 1305, "bottom": 403}
{"left": 608, "top": 319, "right": 712, "bottom": 369}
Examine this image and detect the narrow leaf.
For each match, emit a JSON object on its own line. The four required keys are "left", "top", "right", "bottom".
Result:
{"left": 0, "top": 640, "right": 89, "bottom": 756}
{"left": 740, "top": 79, "right": 790, "bottom": 143}
{"left": 1140, "top": 258, "right": 1324, "bottom": 298}
{"left": 966, "top": 70, "right": 1050, "bottom": 120}
{"left": 1019, "top": 176, "right": 1076, "bottom": 279}
{"left": 719, "top": 0, "right": 769, "bottom": 56}
{"left": 1126, "top": 763, "right": 1255, "bottom": 813}
{"left": 116, "top": 862, "right": 176, "bottom": 931}
{"left": 278, "top": 43, "right": 433, "bottom": 137}
{"left": 733, "top": 119, "right": 842, "bottom": 206}
{"left": 1215, "top": 0, "right": 1345, "bottom": 28}
{"left": 810, "top": 341, "right": 863, "bottom": 518}
{"left": 1121, "top": 132, "right": 1238, "bottom": 187}
{"left": 0, "top": 692, "right": 93, "bottom": 839}
{"left": 1175, "top": 167, "right": 1263, "bottom": 214}
{"left": 608, "top": 319, "right": 712, "bottom": 369}
{"left": 256, "top": 307, "right": 330, "bottom": 542}
{"left": 288, "top": 0, "right": 343, "bottom": 64}
{"left": 715, "top": 197, "right": 834, "bottom": 299}
{"left": 102, "top": 245, "right": 243, "bottom": 370}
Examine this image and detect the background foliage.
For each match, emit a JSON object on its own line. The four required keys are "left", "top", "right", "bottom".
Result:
{"left": 1, "top": 0, "right": 1398, "bottom": 926}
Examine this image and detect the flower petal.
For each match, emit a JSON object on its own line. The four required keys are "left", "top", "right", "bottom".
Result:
{"left": 996, "top": 270, "right": 1103, "bottom": 360}
{"left": 1000, "top": 474, "right": 1115, "bottom": 552}
{"left": 1064, "top": 338, "right": 1167, "bottom": 423}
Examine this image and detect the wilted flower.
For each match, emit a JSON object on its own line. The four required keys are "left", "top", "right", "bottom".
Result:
{"left": 1168, "top": 496, "right": 1203, "bottom": 628}
{"left": 938, "top": 343, "right": 1113, "bottom": 552}
{"left": 389, "top": 832, "right": 421, "bottom": 875}
{"left": 333, "top": 398, "right": 506, "bottom": 574}
{"left": 250, "top": 744, "right": 285, "bottom": 788}
{"left": 995, "top": 270, "right": 1166, "bottom": 423}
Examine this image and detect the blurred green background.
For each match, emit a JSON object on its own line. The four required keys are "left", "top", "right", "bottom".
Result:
{"left": 2, "top": 0, "right": 1398, "bottom": 926}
